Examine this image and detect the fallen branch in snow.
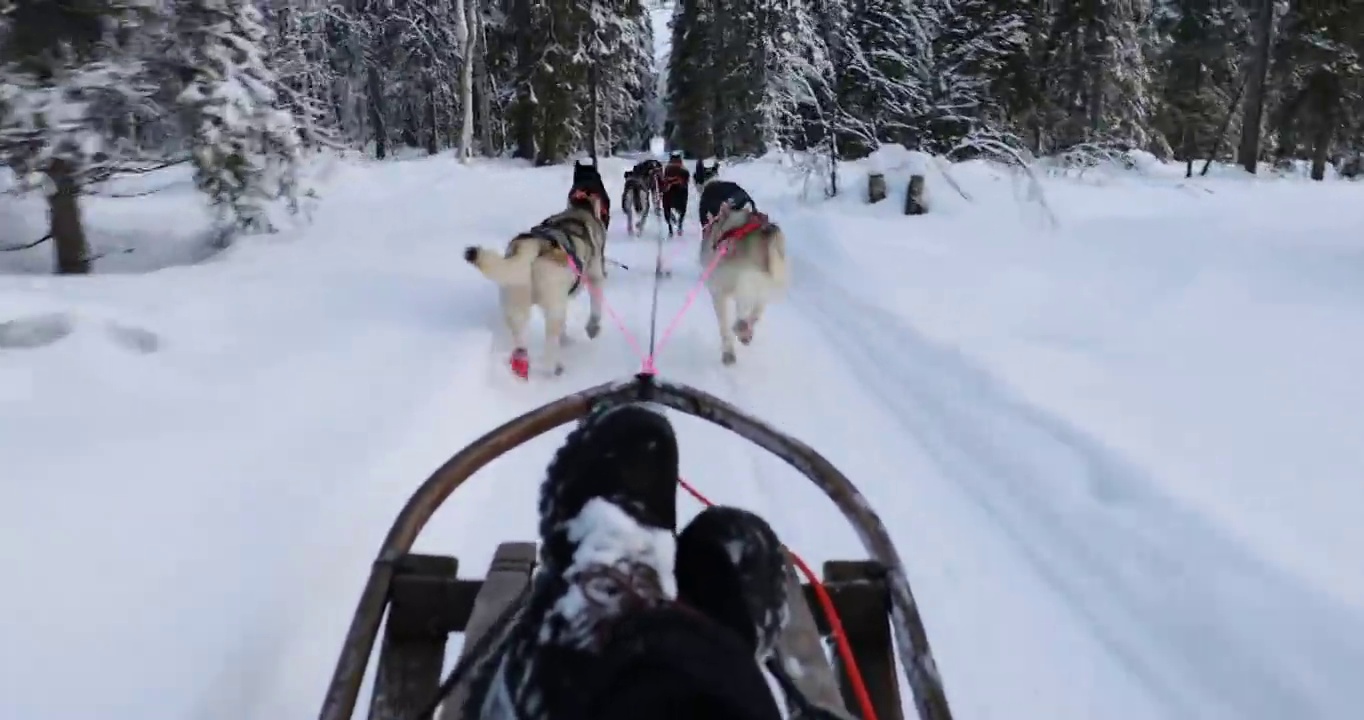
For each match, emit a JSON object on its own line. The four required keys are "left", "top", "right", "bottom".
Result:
{"left": 930, "top": 156, "right": 972, "bottom": 202}
{"left": 82, "top": 158, "right": 190, "bottom": 187}
{"left": 950, "top": 135, "right": 1058, "bottom": 230}
{"left": 85, "top": 181, "right": 186, "bottom": 199}
{"left": 86, "top": 246, "right": 135, "bottom": 263}
{"left": 0, "top": 234, "right": 50, "bottom": 252}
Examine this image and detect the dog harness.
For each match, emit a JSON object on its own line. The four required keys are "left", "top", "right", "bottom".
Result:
{"left": 714, "top": 212, "right": 769, "bottom": 250}
{"left": 529, "top": 223, "right": 585, "bottom": 295}
{"left": 569, "top": 187, "right": 611, "bottom": 226}
{"left": 660, "top": 167, "right": 689, "bottom": 191}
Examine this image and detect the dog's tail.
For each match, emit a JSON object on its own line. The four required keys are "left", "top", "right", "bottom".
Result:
{"left": 764, "top": 226, "right": 789, "bottom": 288}
{"left": 464, "top": 235, "right": 539, "bottom": 286}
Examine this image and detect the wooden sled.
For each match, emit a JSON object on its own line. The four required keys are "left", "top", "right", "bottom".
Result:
{"left": 317, "top": 374, "right": 955, "bottom": 720}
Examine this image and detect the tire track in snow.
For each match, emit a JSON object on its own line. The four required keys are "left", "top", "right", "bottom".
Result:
{"left": 789, "top": 255, "right": 1364, "bottom": 720}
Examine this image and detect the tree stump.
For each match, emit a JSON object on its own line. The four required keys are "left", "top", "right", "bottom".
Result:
{"left": 867, "top": 172, "right": 887, "bottom": 204}
{"left": 904, "top": 175, "right": 926, "bottom": 215}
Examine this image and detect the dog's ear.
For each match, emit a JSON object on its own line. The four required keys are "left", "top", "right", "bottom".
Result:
{"left": 623, "top": 171, "right": 632, "bottom": 178}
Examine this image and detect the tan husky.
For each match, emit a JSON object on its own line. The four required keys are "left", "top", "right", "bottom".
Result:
{"left": 464, "top": 193, "right": 607, "bottom": 379}
{"left": 699, "top": 202, "right": 789, "bottom": 365}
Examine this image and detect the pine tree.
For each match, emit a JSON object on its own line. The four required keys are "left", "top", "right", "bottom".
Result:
{"left": 607, "top": 3, "right": 659, "bottom": 152}
{"left": 176, "top": 0, "right": 304, "bottom": 234}
{"left": 1151, "top": 0, "right": 1245, "bottom": 172}
{"left": 667, "top": 0, "right": 717, "bottom": 156}
{"left": 838, "top": 0, "right": 929, "bottom": 156}
{"left": 1266, "top": 0, "right": 1364, "bottom": 178}
{"left": 927, "top": 0, "right": 1038, "bottom": 152}
{"left": 754, "top": 0, "right": 833, "bottom": 153}
{"left": 1038, "top": 0, "right": 1154, "bottom": 154}
{"left": 0, "top": 0, "right": 160, "bottom": 274}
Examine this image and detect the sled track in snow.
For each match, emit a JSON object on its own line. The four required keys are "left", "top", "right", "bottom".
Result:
{"left": 787, "top": 255, "right": 1364, "bottom": 720}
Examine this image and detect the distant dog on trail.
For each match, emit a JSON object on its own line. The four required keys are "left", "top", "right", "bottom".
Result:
{"left": 570, "top": 158, "right": 612, "bottom": 231}
{"left": 622, "top": 158, "right": 662, "bottom": 237}
{"left": 659, "top": 152, "right": 691, "bottom": 237}
{"left": 464, "top": 192, "right": 607, "bottom": 379}
{"left": 700, "top": 201, "right": 788, "bottom": 366}
{"left": 694, "top": 158, "right": 756, "bottom": 232}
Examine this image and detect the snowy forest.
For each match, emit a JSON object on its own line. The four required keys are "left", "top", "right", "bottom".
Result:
{"left": 2, "top": 0, "right": 1362, "bottom": 273}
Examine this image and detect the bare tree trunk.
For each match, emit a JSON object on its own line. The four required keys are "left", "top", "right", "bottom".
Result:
{"left": 1200, "top": 70, "right": 1248, "bottom": 177}
{"left": 46, "top": 158, "right": 90, "bottom": 275}
{"left": 587, "top": 63, "right": 600, "bottom": 161}
{"left": 1183, "top": 61, "right": 1204, "bottom": 178}
{"left": 454, "top": 0, "right": 476, "bottom": 160}
{"left": 425, "top": 85, "right": 439, "bottom": 155}
{"left": 367, "top": 64, "right": 388, "bottom": 159}
{"left": 473, "top": 7, "right": 494, "bottom": 155}
{"left": 509, "top": 0, "right": 535, "bottom": 160}
{"left": 1309, "top": 73, "right": 1340, "bottom": 181}
{"left": 1237, "top": 0, "right": 1274, "bottom": 173}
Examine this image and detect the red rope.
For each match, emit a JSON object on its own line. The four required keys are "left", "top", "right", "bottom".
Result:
{"left": 676, "top": 477, "right": 880, "bottom": 720}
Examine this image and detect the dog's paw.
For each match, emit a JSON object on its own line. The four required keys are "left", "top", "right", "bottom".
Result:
{"left": 509, "top": 348, "right": 530, "bottom": 380}
{"left": 585, "top": 317, "right": 601, "bottom": 339}
{"left": 734, "top": 319, "right": 754, "bottom": 345}
{"left": 721, "top": 349, "right": 737, "bottom": 366}
{"left": 553, "top": 363, "right": 565, "bottom": 377}
{"left": 463, "top": 246, "right": 479, "bottom": 264}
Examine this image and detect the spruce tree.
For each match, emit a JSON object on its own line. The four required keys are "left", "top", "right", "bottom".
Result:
{"left": 176, "top": 0, "right": 304, "bottom": 234}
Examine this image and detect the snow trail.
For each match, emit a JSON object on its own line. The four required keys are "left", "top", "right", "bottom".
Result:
{"left": 6, "top": 153, "right": 1363, "bottom": 720}
{"left": 783, "top": 244, "right": 1364, "bottom": 720}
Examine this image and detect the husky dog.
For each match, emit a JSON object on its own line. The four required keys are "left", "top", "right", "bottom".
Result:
{"left": 570, "top": 158, "right": 612, "bottom": 230}
{"left": 463, "top": 193, "right": 607, "bottom": 379}
{"left": 622, "top": 159, "right": 662, "bottom": 237}
{"left": 657, "top": 152, "right": 691, "bottom": 237}
{"left": 694, "top": 158, "right": 757, "bottom": 231}
{"left": 700, "top": 202, "right": 788, "bottom": 366}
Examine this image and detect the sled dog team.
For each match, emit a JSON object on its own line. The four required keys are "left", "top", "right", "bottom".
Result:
{"left": 464, "top": 153, "right": 789, "bottom": 379}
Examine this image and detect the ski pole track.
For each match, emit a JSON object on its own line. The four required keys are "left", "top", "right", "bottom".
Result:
{"left": 787, "top": 253, "right": 1364, "bottom": 720}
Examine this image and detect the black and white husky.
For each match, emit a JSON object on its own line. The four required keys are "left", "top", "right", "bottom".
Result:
{"left": 463, "top": 192, "right": 607, "bottom": 379}
{"left": 621, "top": 159, "right": 662, "bottom": 237}
{"left": 695, "top": 158, "right": 758, "bottom": 232}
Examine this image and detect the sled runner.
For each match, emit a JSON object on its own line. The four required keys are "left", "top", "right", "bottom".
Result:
{"left": 316, "top": 374, "right": 954, "bottom": 720}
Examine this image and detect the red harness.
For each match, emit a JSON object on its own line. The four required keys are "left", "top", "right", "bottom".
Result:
{"left": 715, "top": 213, "right": 768, "bottom": 249}
{"left": 569, "top": 188, "right": 610, "bottom": 225}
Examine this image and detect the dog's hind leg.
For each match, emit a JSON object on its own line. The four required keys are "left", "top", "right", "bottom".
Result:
{"left": 710, "top": 291, "right": 738, "bottom": 365}
{"left": 543, "top": 300, "right": 569, "bottom": 376}
{"left": 501, "top": 286, "right": 533, "bottom": 379}
{"left": 733, "top": 288, "right": 766, "bottom": 346}
{"left": 585, "top": 271, "right": 604, "bottom": 341}
{"left": 734, "top": 303, "right": 764, "bottom": 346}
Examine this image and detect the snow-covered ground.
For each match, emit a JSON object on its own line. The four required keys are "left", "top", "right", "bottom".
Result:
{"left": 2, "top": 148, "right": 1362, "bottom": 720}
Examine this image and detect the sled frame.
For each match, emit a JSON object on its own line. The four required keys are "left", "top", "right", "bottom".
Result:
{"left": 378, "top": 542, "right": 893, "bottom": 720}
{"left": 317, "top": 373, "right": 954, "bottom": 720}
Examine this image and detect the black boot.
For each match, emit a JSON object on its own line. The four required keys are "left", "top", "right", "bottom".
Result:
{"left": 676, "top": 505, "right": 789, "bottom": 659}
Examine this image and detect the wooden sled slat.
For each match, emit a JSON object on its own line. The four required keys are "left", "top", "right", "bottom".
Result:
{"left": 436, "top": 542, "right": 537, "bottom": 720}
{"left": 821, "top": 561, "right": 904, "bottom": 720}
{"left": 774, "top": 556, "right": 853, "bottom": 718}
{"left": 368, "top": 554, "right": 461, "bottom": 720}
